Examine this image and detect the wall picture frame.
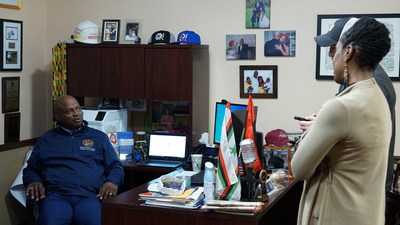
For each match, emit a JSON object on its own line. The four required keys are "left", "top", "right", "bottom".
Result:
{"left": 0, "top": 0, "right": 21, "bottom": 9}
{"left": 316, "top": 14, "right": 400, "bottom": 81}
{"left": 101, "top": 19, "right": 120, "bottom": 43}
{"left": 264, "top": 30, "right": 296, "bottom": 57}
{"left": 4, "top": 112, "right": 20, "bottom": 143}
{"left": 240, "top": 65, "right": 278, "bottom": 99}
{"left": 245, "top": 0, "right": 271, "bottom": 29}
{"left": 121, "top": 19, "right": 142, "bottom": 44}
{"left": 0, "top": 19, "right": 22, "bottom": 71}
{"left": 2, "top": 77, "right": 20, "bottom": 113}
{"left": 226, "top": 34, "right": 256, "bottom": 60}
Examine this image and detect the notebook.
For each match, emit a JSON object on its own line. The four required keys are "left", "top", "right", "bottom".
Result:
{"left": 136, "top": 133, "right": 187, "bottom": 168}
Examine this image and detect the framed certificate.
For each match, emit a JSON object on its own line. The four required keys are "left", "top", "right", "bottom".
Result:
{"left": 4, "top": 112, "right": 20, "bottom": 143}
{"left": 2, "top": 77, "right": 20, "bottom": 113}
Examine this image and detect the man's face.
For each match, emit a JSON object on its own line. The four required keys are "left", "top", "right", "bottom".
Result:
{"left": 54, "top": 97, "right": 83, "bottom": 132}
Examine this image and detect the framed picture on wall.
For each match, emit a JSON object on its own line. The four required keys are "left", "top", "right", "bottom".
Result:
{"left": 226, "top": 34, "right": 256, "bottom": 60}
{"left": 245, "top": 0, "right": 271, "bottom": 29}
{"left": 316, "top": 14, "right": 400, "bottom": 80}
{"left": 264, "top": 30, "right": 296, "bottom": 57}
{"left": 240, "top": 65, "right": 278, "bottom": 99}
{"left": 101, "top": 19, "right": 120, "bottom": 43}
{"left": 120, "top": 19, "right": 142, "bottom": 44}
{"left": 0, "top": 19, "right": 22, "bottom": 71}
{"left": 2, "top": 77, "right": 20, "bottom": 113}
{"left": 0, "top": 0, "right": 21, "bottom": 9}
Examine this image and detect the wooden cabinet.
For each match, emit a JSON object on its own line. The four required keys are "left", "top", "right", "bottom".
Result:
{"left": 66, "top": 44, "right": 209, "bottom": 146}
{"left": 145, "top": 47, "right": 192, "bottom": 101}
{"left": 67, "top": 44, "right": 144, "bottom": 99}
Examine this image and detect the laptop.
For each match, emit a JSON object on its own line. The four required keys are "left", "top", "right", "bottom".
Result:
{"left": 136, "top": 132, "right": 187, "bottom": 168}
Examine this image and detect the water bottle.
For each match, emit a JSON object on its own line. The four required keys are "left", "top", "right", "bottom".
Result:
{"left": 203, "top": 162, "right": 215, "bottom": 203}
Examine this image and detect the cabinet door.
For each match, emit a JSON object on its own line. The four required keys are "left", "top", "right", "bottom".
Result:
{"left": 67, "top": 47, "right": 102, "bottom": 97}
{"left": 145, "top": 48, "right": 192, "bottom": 101}
{"left": 102, "top": 47, "right": 145, "bottom": 99}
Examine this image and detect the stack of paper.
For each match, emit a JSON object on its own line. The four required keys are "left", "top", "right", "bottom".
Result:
{"left": 139, "top": 187, "right": 204, "bottom": 209}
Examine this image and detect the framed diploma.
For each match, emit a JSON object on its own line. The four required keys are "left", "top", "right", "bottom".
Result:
{"left": 2, "top": 77, "right": 20, "bottom": 113}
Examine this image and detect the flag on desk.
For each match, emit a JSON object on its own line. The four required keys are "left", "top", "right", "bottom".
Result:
{"left": 244, "top": 96, "right": 262, "bottom": 173}
{"left": 216, "top": 102, "right": 241, "bottom": 201}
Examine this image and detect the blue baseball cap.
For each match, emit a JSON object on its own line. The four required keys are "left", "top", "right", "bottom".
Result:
{"left": 176, "top": 31, "right": 201, "bottom": 45}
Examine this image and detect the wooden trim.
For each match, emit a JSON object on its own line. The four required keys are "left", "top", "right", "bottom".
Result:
{"left": 0, "top": 138, "right": 37, "bottom": 152}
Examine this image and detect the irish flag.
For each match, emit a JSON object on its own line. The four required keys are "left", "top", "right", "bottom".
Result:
{"left": 215, "top": 102, "right": 241, "bottom": 201}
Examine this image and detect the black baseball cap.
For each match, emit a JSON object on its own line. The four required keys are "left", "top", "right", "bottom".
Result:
{"left": 148, "top": 30, "right": 175, "bottom": 44}
{"left": 314, "top": 17, "right": 351, "bottom": 47}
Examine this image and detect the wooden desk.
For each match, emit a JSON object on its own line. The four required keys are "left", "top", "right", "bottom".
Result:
{"left": 103, "top": 177, "right": 303, "bottom": 225}
{"left": 119, "top": 160, "right": 177, "bottom": 193}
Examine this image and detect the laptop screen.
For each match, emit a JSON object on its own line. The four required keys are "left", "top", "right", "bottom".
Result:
{"left": 148, "top": 133, "right": 187, "bottom": 161}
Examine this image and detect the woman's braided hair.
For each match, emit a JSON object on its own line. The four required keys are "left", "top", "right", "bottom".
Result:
{"left": 340, "top": 17, "right": 391, "bottom": 70}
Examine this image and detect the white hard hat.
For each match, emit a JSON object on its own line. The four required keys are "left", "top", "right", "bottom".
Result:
{"left": 72, "top": 20, "right": 100, "bottom": 44}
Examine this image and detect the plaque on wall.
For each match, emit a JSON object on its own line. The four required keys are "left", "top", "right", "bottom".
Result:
{"left": 4, "top": 112, "right": 20, "bottom": 143}
{"left": 2, "top": 77, "right": 20, "bottom": 113}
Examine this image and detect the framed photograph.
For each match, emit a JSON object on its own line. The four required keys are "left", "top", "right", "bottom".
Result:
{"left": 316, "top": 14, "right": 400, "bottom": 80}
{"left": 226, "top": 34, "right": 256, "bottom": 60}
{"left": 0, "top": 0, "right": 21, "bottom": 9}
{"left": 4, "top": 112, "right": 20, "bottom": 143}
{"left": 121, "top": 19, "right": 142, "bottom": 44}
{"left": 101, "top": 19, "right": 120, "bottom": 43}
{"left": 240, "top": 65, "right": 278, "bottom": 99}
{"left": 245, "top": 0, "right": 271, "bottom": 29}
{"left": 0, "top": 19, "right": 22, "bottom": 70}
{"left": 2, "top": 77, "right": 20, "bottom": 113}
{"left": 264, "top": 30, "right": 296, "bottom": 57}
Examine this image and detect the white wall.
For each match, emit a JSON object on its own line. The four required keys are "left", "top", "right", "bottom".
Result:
{"left": 0, "top": 1, "right": 399, "bottom": 224}
{"left": 0, "top": 0, "right": 50, "bottom": 144}
{"left": 46, "top": 0, "right": 400, "bottom": 155}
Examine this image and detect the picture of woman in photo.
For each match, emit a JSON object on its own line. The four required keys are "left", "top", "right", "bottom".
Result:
{"left": 226, "top": 40, "right": 238, "bottom": 59}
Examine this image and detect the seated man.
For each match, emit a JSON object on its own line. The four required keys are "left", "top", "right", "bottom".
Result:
{"left": 23, "top": 95, "right": 124, "bottom": 225}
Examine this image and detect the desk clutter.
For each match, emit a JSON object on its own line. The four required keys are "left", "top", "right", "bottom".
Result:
{"left": 139, "top": 173, "right": 204, "bottom": 209}
{"left": 138, "top": 167, "right": 289, "bottom": 212}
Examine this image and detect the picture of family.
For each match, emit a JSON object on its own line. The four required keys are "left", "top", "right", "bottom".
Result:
{"left": 264, "top": 30, "right": 296, "bottom": 56}
{"left": 226, "top": 34, "right": 256, "bottom": 60}
{"left": 243, "top": 69, "right": 274, "bottom": 94}
{"left": 245, "top": 0, "right": 271, "bottom": 29}
{"left": 240, "top": 65, "right": 278, "bottom": 99}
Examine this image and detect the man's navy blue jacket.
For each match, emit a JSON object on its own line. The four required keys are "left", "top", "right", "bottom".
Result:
{"left": 23, "top": 121, "right": 124, "bottom": 198}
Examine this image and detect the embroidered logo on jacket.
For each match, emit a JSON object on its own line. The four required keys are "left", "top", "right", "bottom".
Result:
{"left": 80, "top": 139, "right": 95, "bottom": 151}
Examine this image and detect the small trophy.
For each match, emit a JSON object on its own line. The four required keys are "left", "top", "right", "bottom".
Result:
{"left": 257, "top": 169, "right": 269, "bottom": 202}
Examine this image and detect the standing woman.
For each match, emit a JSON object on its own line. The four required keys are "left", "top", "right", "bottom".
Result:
{"left": 292, "top": 17, "right": 392, "bottom": 225}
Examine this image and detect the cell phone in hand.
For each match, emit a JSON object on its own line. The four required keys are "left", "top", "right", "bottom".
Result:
{"left": 294, "top": 116, "right": 308, "bottom": 121}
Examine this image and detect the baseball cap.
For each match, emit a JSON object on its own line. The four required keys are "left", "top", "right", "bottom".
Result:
{"left": 176, "top": 30, "right": 201, "bottom": 45}
{"left": 265, "top": 129, "right": 291, "bottom": 147}
{"left": 148, "top": 30, "right": 175, "bottom": 44}
{"left": 314, "top": 17, "right": 351, "bottom": 47}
